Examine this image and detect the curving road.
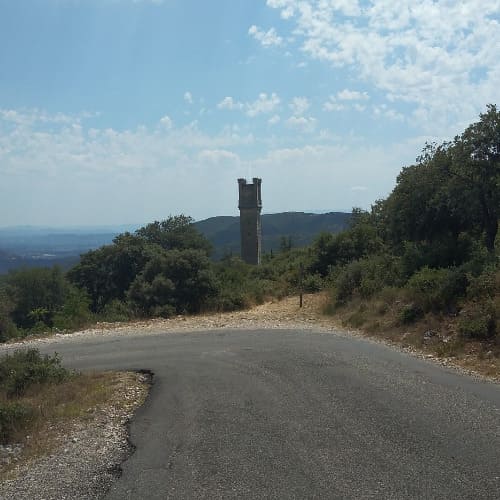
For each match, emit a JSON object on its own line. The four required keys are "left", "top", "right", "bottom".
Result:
{"left": 35, "top": 328, "right": 500, "bottom": 499}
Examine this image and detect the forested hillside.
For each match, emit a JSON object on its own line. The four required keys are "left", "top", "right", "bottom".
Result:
{"left": 195, "top": 211, "right": 350, "bottom": 258}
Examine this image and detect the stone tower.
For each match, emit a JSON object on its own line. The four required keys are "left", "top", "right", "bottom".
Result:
{"left": 238, "top": 178, "right": 262, "bottom": 265}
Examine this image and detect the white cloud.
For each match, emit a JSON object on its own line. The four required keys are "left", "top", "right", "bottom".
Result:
{"left": 248, "top": 25, "right": 283, "bottom": 47}
{"left": 184, "top": 91, "right": 193, "bottom": 104}
{"left": 159, "top": 115, "right": 173, "bottom": 129}
{"left": 289, "top": 96, "right": 310, "bottom": 116}
{"left": 286, "top": 115, "right": 317, "bottom": 133}
{"left": 337, "top": 89, "right": 369, "bottom": 101}
{"left": 217, "top": 96, "right": 244, "bottom": 110}
{"left": 372, "top": 104, "right": 405, "bottom": 122}
{"left": 0, "top": 108, "right": 97, "bottom": 127}
{"left": 198, "top": 149, "right": 240, "bottom": 165}
{"left": 266, "top": 0, "right": 500, "bottom": 132}
{"left": 217, "top": 93, "right": 281, "bottom": 117}
{"left": 268, "top": 114, "right": 281, "bottom": 125}
{"left": 323, "top": 89, "right": 369, "bottom": 112}
{"left": 246, "top": 93, "right": 280, "bottom": 117}
{"left": 323, "top": 98, "right": 345, "bottom": 112}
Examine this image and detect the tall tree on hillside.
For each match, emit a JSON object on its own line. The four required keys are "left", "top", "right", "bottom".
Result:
{"left": 380, "top": 105, "right": 500, "bottom": 258}
{"left": 450, "top": 104, "right": 500, "bottom": 252}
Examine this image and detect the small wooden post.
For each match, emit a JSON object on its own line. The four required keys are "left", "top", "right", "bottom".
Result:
{"left": 299, "top": 262, "right": 304, "bottom": 308}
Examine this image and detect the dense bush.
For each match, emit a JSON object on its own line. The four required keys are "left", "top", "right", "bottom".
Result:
{"left": 458, "top": 302, "right": 497, "bottom": 340}
{"left": 405, "top": 266, "right": 468, "bottom": 313}
{"left": 0, "top": 349, "right": 71, "bottom": 398}
{"left": 127, "top": 249, "right": 217, "bottom": 316}
{"left": 99, "top": 299, "right": 133, "bottom": 322}
{"left": 334, "top": 255, "right": 402, "bottom": 304}
{"left": 53, "top": 286, "right": 92, "bottom": 330}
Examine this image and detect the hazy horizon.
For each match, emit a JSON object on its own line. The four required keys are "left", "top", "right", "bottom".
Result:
{"left": 0, "top": 208, "right": 353, "bottom": 231}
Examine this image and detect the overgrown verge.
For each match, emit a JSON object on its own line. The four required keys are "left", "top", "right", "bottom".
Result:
{"left": 325, "top": 264, "right": 500, "bottom": 378}
{"left": 0, "top": 348, "right": 139, "bottom": 473}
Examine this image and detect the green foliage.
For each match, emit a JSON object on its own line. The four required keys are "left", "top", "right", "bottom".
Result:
{"left": 53, "top": 286, "right": 92, "bottom": 331}
{"left": 6, "top": 266, "right": 69, "bottom": 329}
{"left": 99, "top": 299, "right": 133, "bottom": 323}
{"left": 0, "top": 349, "right": 71, "bottom": 398}
{"left": 0, "top": 402, "right": 34, "bottom": 444}
{"left": 67, "top": 233, "right": 152, "bottom": 312}
{"left": 0, "top": 287, "right": 19, "bottom": 342}
{"left": 334, "top": 255, "right": 402, "bottom": 304}
{"left": 405, "top": 267, "right": 468, "bottom": 313}
{"left": 398, "top": 304, "right": 424, "bottom": 325}
{"left": 69, "top": 215, "right": 213, "bottom": 314}
{"left": 136, "top": 215, "right": 212, "bottom": 256}
{"left": 128, "top": 249, "right": 217, "bottom": 316}
{"left": 466, "top": 265, "right": 499, "bottom": 300}
{"left": 381, "top": 105, "right": 499, "bottom": 256}
{"left": 210, "top": 256, "right": 253, "bottom": 311}
{"left": 451, "top": 104, "right": 500, "bottom": 252}
{"left": 458, "top": 302, "right": 497, "bottom": 340}
{"left": 301, "top": 273, "right": 324, "bottom": 293}
{"left": 310, "top": 209, "right": 383, "bottom": 276}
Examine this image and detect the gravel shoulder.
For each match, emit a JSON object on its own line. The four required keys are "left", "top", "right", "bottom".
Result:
{"left": 0, "top": 371, "right": 150, "bottom": 500}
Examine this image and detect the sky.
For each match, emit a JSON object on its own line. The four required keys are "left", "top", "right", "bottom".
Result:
{"left": 0, "top": 0, "right": 499, "bottom": 226}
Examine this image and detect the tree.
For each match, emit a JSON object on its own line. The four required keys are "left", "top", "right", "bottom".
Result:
{"left": 379, "top": 106, "right": 500, "bottom": 260}
{"left": 135, "top": 215, "right": 212, "bottom": 256}
{"left": 127, "top": 249, "right": 217, "bottom": 316}
{"left": 310, "top": 209, "right": 382, "bottom": 276}
{"left": 68, "top": 233, "right": 152, "bottom": 312}
{"left": 6, "top": 267, "right": 69, "bottom": 329}
{"left": 450, "top": 104, "right": 500, "bottom": 252}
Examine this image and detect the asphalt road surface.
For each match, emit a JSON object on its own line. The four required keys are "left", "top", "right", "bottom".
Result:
{"left": 37, "top": 328, "right": 500, "bottom": 499}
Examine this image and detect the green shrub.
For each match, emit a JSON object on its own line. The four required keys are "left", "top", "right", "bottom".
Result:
{"left": 458, "top": 302, "right": 496, "bottom": 340}
{"left": 53, "top": 287, "right": 92, "bottom": 330}
{"left": 399, "top": 303, "right": 424, "bottom": 324}
{"left": 334, "top": 255, "right": 402, "bottom": 304}
{"left": 0, "top": 402, "right": 34, "bottom": 444}
{"left": 0, "top": 349, "right": 72, "bottom": 398}
{"left": 406, "top": 266, "right": 467, "bottom": 312}
{"left": 99, "top": 299, "right": 133, "bottom": 322}
{"left": 466, "top": 265, "right": 498, "bottom": 299}
{"left": 301, "top": 273, "right": 324, "bottom": 293}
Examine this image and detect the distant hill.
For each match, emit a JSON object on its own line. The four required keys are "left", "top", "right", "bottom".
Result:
{"left": 0, "top": 212, "right": 351, "bottom": 273}
{"left": 195, "top": 212, "right": 351, "bottom": 259}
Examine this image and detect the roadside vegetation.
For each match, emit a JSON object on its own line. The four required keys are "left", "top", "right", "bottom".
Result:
{"left": 0, "top": 106, "right": 498, "bottom": 370}
{"left": 0, "top": 348, "right": 126, "bottom": 467}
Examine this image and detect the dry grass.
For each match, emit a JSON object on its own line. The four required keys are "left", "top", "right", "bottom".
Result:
{"left": 0, "top": 371, "right": 143, "bottom": 477}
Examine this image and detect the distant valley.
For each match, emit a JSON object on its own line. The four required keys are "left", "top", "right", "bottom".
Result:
{"left": 0, "top": 212, "right": 350, "bottom": 274}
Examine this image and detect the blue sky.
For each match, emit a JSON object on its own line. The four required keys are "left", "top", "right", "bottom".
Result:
{"left": 1, "top": 0, "right": 499, "bottom": 226}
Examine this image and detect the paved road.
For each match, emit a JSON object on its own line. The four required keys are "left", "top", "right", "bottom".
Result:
{"left": 37, "top": 329, "right": 500, "bottom": 499}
